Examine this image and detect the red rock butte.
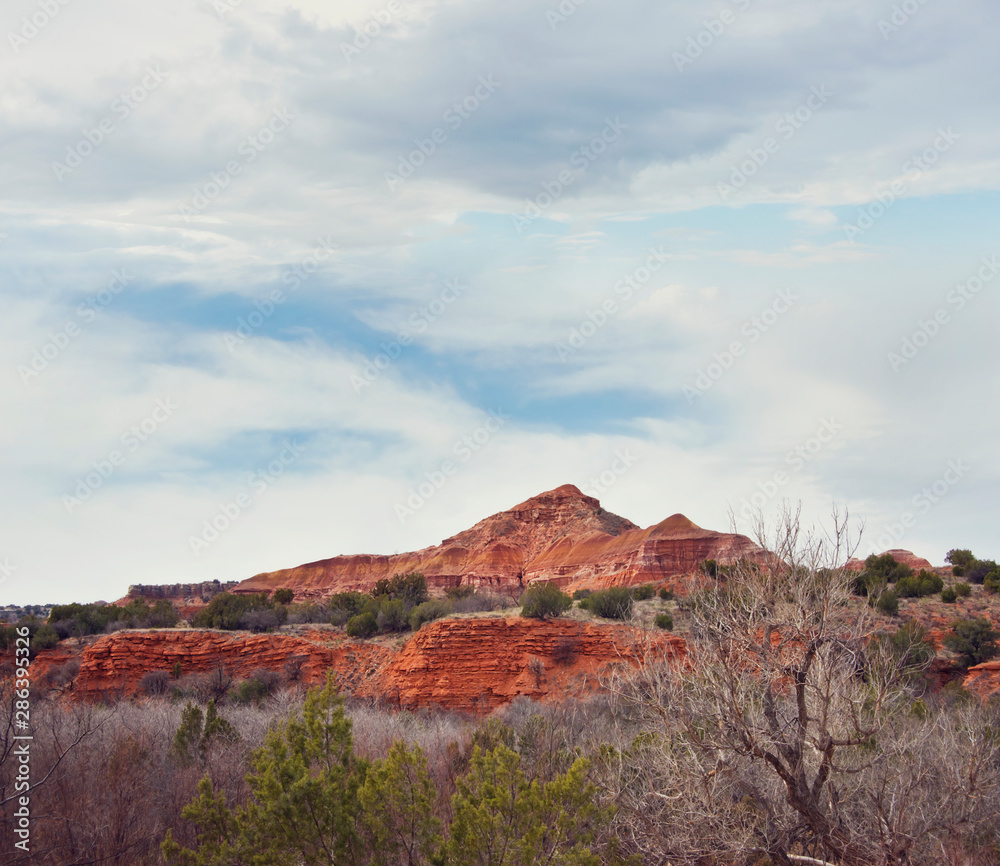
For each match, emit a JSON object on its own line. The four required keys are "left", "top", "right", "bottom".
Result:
{"left": 235, "top": 483, "right": 768, "bottom": 600}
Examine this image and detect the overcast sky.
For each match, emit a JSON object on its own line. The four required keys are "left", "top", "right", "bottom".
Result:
{"left": 2, "top": 0, "right": 997, "bottom": 604}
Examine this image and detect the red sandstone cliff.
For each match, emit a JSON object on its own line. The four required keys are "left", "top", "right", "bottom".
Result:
{"left": 26, "top": 617, "right": 679, "bottom": 712}
{"left": 235, "top": 484, "right": 766, "bottom": 600}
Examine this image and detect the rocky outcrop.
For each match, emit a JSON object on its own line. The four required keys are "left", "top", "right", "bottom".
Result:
{"left": 236, "top": 484, "right": 766, "bottom": 600}
{"left": 380, "top": 616, "right": 683, "bottom": 712}
{"left": 963, "top": 660, "right": 1000, "bottom": 700}
{"left": 41, "top": 630, "right": 395, "bottom": 701}
{"left": 119, "top": 581, "right": 239, "bottom": 603}
{"left": 24, "top": 617, "right": 681, "bottom": 712}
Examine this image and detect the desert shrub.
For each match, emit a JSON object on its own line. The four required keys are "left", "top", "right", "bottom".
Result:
{"left": 408, "top": 599, "right": 453, "bottom": 632}
{"left": 965, "top": 559, "right": 999, "bottom": 585}
{"left": 145, "top": 599, "right": 181, "bottom": 628}
{"left": 946, "top": 548, "right": 976, "bottom": 574}
{"left": 654, "top": 613, "right": 673, "bottom": 630}
{"left": 328, "top": 591, "right": 368, "bottom": 614}
{"left": 376, "top": 598, "right": 408, "bottom": 632}
{"left": 551, "top": 635, "right": 580, "bottom": 665}
{"left": 519, "top": 583, "right": 572, "bottom": 620}
{"left": 239, "top": 608, "right": 285, "bottom": 633}
{"left": 872, "top": 589, "right": 899, "bottom": 617}
{"left": 941, "top": 587, "right": 957, "bottom": 604}
{"left": 0, "top": 624, "right": 16, "bottom": 650}
{"left": 955, "top": 582, "right": 972, "bottom": 597}
{"left": 372, "top": 572, "right": 429, "bottom": 607}
{"left": 701, "top": 559, "right": 719, "bottom": 578}
{"left": 233, "top": 675, "right": 274, "bottom": 705}
{"left": 896, "top": 570, "right": 944, "bottom": 598}
{"left": 453, "top": 591, "right": 511, "bottom": 614}
{"left": 49, "top": 598, "right": 179, "bottom": 636}
{"left": 986, "top": 573, "right": 1000, "bottom": 595}
{"left": 658, "top": 587, "right": 674, "bottom": 600}
{"left": 271, "top": 588, "right": 294, "bottom": 605}
{"left": 944, "top": 617, "right": 1000, "bottom": 667}
{"left": 287, "top": 602, "right": 330, "bottom": 624}
{"left": 193, "top": 592, "right": 275, "bottom": 630}
{"left": 346, "top": 612, "right": 378, "bottom": 638}
{"left": 249, "top": 668, "right": 282, "bottom": 692}
{"left": 572, "top": 589, "right": 592, "bottom": 601}
{"left": 140, "top": 670, "right": 171, "bottom": 697}
{"left": 854, "top": 553, "right": 913, "bottom": 596}
{"left": 587, "top": 587, "right": 633, "bottom": 620}
{"left": 445, "top": 585, "right": 475, "bottom": 600}
{"left": 630, "top": 583, "right": 656, "bottom": 601}
{"left": 33, "top": 623, "right": 60, "bottom": 650}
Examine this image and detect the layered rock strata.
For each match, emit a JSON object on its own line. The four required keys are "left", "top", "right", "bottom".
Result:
{"left": 236, "top": 484, "right": 766, "bottom": 600}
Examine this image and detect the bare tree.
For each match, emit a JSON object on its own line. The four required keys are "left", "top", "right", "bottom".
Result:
{"left": 605, "top": 504, "right": 986, "bottom": 866}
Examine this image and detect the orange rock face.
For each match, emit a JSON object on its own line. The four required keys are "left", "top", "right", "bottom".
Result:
{"left": 963, "top": 660, "right": 1000, "bottom": 700}
{"left": 236, "top": 484, "right": 766, "bottom": 601}
{"left": 38, "top": 630, "right": 395, "bottom": 701}
{"left": 24, "top": 617, "right": 682, "bottom": 712}
{"left": 379, "top": 616, "right": 682, "bottom": 713}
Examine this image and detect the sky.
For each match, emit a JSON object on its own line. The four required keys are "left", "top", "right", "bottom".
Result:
{"left": 1, "top": 0, "right": 998, "bottom": 605}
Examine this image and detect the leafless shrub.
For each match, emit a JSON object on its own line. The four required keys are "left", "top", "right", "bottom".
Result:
{"left": 44, "top": 658, "right": 81, "bottom": 689}
{"left": 205, "top": 660, "right": 233, "bottom": 701}
{"left": 139, "top": 670, "right": 171, "bottom": 697}
{"left": 283, "top": 654, "right": 308, "bottom": 682}
{"left": 527, "top": 656, "right": 545, "bottom": 688}
{"left": 452, "top": 591, "right": 512, "bottom": 614}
